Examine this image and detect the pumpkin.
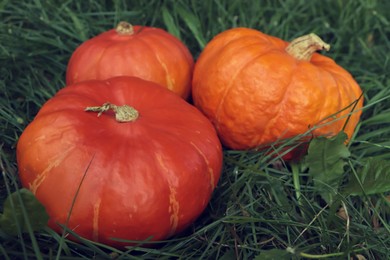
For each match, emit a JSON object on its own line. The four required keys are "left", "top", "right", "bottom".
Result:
{"left": 16, "top": 76, "right": 223, "bottom": 248}
{"left": 192, "top": 28, "right": 363, "bottom": 154}
{"left": 66, "top": 21, "right": 194, "bottom": 99}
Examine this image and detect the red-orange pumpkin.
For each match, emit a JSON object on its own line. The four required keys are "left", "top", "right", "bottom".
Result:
{"left": 66, "top": 22, "right": 194, "bottom": 99}
{"left": 192, "top": 28, "right": 363, "bottom": 154}
{"left": 17, "top": 76, "right": 222, "bottom": 248}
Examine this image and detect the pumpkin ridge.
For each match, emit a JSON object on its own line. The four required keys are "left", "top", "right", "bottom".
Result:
{"left": 155, "top": 53, "right": 175, "bottom": 91}
{"left": 217, "top": 34, "right": 275, "bottom": 55}
{"left": 314, "top": 66, "right": 347, "bottom": 130}
{"left": 73, "top": 36, "right": 122, "bottom": 82}
{"left": 324, "top": 71, "right": 361, "bottom": 137}
{"left": 195, "top": 33, "right": 275, "bottom": 80}
{"left": 94, "top": 40, "right": 120, "bottom": 79}
{"left": 214, "top": 47, "right": 282, "bottom": 127}
{"left": 212, "top": 28, "right": 278, "bottom": 54}
{"left": 29, "top": 145, "right": 76, "bottom": 194}
{"left": 155, "top": 153, "right": 180, "bottom": 236}
{"left": 137, "top": 36, "right": 175, "bottom": 90}
{"left": 92, "top": 197, "right": 102, "bottom": 242}
{"left": 38, "top": 97, "right": 118, "bottom": 130}
{"left": 260, "top": 60, "right": 298, "bottom": 144}
{"left": 307, "top": 57, "right": 363, "bottom": 136}
{"left": 198, "top": 38, "right": 273, "bottom": 122}
{"left": 136, "top": 31, "right": 193, "bottom": 98}
{"left": 143, "top": 28, "right": 193, "bottom": 57}
{"left": 314, "top": 66, "right": 342, "bottom": 129}
{"left": 221, "top": 50, "right": 292, "bottom": 141}
{"left": 189, "top": 141, "right": 216, "bottom": 190}
{"left": 275, "top": 63, "right": 327, "bottom": 140}
{"left": 168, "top": 185, "right": 179, "bottom": 236}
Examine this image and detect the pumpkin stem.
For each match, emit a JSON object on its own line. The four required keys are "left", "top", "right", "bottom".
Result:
{"left": 115, "top": 21, "right": 134, "bottom": 35}
{"left": 286, "top": 33, "right": 330, "bottom": 61}
{"left": 85, "top": 102, "right": 139, "bottom": 122}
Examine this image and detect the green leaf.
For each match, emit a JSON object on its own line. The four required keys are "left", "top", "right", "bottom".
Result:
{"left": 304, "top": 132, "right": 351, "bottom": 203}
{"left": 343, "top": 157, "right": 390, "bottom": 195}
{"left": 0, "top": 188, "right": 49, "bottom": 236}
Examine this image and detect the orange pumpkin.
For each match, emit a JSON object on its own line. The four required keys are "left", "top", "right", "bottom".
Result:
{"left": 66, "top": 21, "right": 194, "bottom": 99}
{"left": 192, "top": 28, "right": 363, "bottom": 154}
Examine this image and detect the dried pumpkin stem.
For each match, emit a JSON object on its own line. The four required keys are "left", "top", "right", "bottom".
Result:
{"left": 286, "top": 33, "right": 330, "bottom": 61}
{"left": 115, "top": 21, "right": 134, "bottom": 35}
{"left": 85, "top": 102, "right": 139, "bottom": 122}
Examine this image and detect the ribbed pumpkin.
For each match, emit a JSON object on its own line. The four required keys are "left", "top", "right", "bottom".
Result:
{"left": 17, "top": 76, "right": 222, "bottom": 248}
{"left": 66, "top": 21, "right": 194, "bottom": 99}
{"left": 192, "top": 28, "right": 363, "bottom": 154}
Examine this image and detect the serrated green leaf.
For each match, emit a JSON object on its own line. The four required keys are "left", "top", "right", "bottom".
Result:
{"left": 304, "top": 132, "right": 350, "bottom": 202}
{"left": 0, "top": 188, "right": 49, "bottom": 236}
{"left": 343, "top": 157, "right": 390, "bottom": 195}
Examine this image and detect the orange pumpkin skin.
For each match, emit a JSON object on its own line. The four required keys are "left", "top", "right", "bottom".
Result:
{"left": 192, "top": 28, "right": 363, "bottom": 152}
{"left": 66, "top": 22, "right": 194, "bottom": 99}
{"left": 17, "top": 77, "right": 222, "bottom": 248}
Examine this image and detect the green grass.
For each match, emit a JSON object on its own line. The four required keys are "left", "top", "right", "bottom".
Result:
{"left": 1, "top": 0, "right": 390, "bottom": 259}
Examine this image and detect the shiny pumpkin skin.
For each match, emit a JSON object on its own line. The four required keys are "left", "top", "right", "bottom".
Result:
{"left": 66, "top": 23, "right": 194, "bottom": 99}
{"left": 192, "top": 28, "right": 363, "bottom": 151}
{"left": 17, "top": 76, "right": 222, "bottom": 248}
